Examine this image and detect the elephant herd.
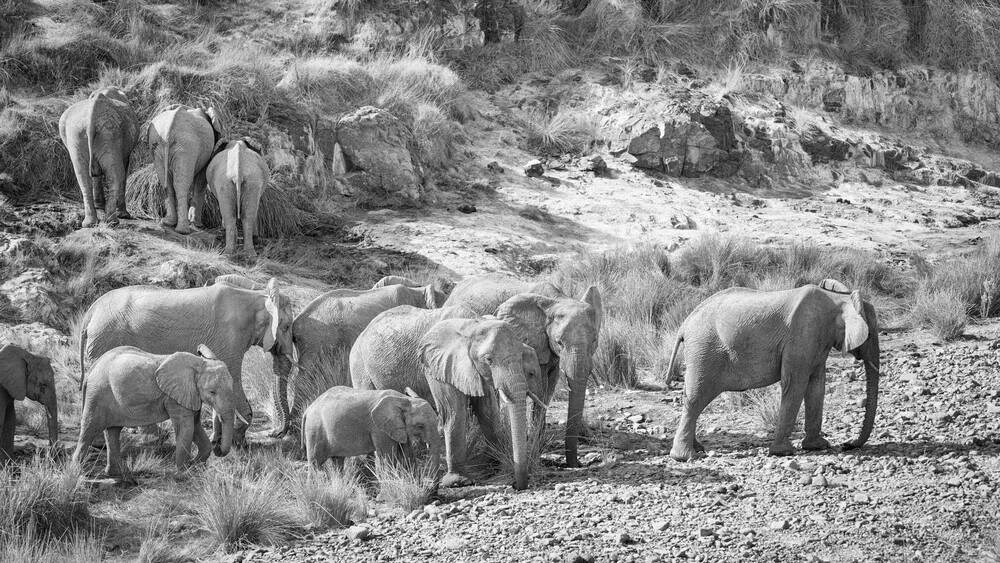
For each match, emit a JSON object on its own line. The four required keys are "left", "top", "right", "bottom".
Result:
{"left": 1, "top": 267, "right": 885, "bottom": 492}
{"left": 59, "top": 87, "right": 269, "bottom": 258}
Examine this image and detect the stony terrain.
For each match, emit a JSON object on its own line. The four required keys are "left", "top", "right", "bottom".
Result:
{"left": 221, "top": 323, "right": 1000, "bottom": 563}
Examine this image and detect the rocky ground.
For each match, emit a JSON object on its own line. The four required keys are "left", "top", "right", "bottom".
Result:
{"left": 222, "top": 322, "right": 1000, "bottom": 563}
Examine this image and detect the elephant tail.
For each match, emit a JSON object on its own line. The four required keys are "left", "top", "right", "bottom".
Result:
{"left": 229, "top": 142, "right": 243, "bottom": 220}
{"left": 664, "top": 330, "right": 684, "bottom": 390}
{"left": 78, "top": 322, "right": 88, "bottom": 391}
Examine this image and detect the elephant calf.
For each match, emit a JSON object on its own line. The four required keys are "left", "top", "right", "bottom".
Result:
{"left": 0, "top": 345, "right": 59, "bottom": 462}
{"left": 74, "top": 345, "right": 244, "bottom": 477}
{"left": 302, "top": 386, "right": 441, "bottom": 472}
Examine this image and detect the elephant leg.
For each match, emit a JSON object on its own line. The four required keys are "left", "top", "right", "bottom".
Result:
{"left": 162, "top": 179, "right": 178, "bottom": 228}
{"left": 802, "top": 365, "right": 831, "bottom": 450}
{"left": 223, "top": 216, "right": 238, "bottom": 256}
{"left": 101, "top": 155, "right": 128, "bottom": 225}
{"left": 0, "top": 398, "right": 14, "bottom": 463}
{"left": 172, "top": 416, "right": 195, "bottom": 471}
{"left": 73, "top": 424, "right": 100, "bottom": 471}
{"left": 670, "top": 382, "right": 721, "bottom": 462}
{"left": 438, "top": 395, "right": 473, "bottom": 488}
{"left": 330, "top": 456, "right": 344, "bottom": 472}
{"left": 73, "top": 167, "right": 99, "bottom": 227}
{"left": 269, "top": 353, "right": 292, "bottom": 438}
{"left": 191, "top": 170, "right": 207, "bottom": 229}
{"left": 241, "top": 191, "right": 260, "bottom": 259}
{"left": 93, "top": 174, "right": 106, "bottom": 210}
{"left": 771, "top": 363, "right": 809, "bottom": 456}
{"left": 173, "top": 170, "right": 195, "bottom": 234}
{"left": 103, "top": 427, "right": 124, "bottom": 477}
{"left": 470, "top": 394, "right": 502, "bottom": 462}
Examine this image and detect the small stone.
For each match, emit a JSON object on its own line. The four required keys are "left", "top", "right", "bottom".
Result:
{"left": 798, "top": 475, "right": 812, "bottom": 486}
{"left": 564, "top": 554, "right": 595, "bottom": 563}
{"left": 854, "top": 493, "right": 872, "bottom": 504}
{"left": 615, "top": 532, "right": 634, "bottom": 545}
{"left": 812, "top": 475, "right": 828, "bottom": 487}
{"left": 699, "top": 527, "right": 715, "bottom": 537}
{"left": 487, "top": 161, "right": 504, "bottom": 173}
{"left": 652, "top": 521, "right": 670, "bottom": 532}
{"left": 457, "top": 204, "right": 476, "bottom": 214}
{"left": 346, "top": 525, "right": 370, "bottom": 541}
{"left": 579, "top": 154, "right": 608, "bottom": 175}
{"left": 524, "top": 160, "right": 544, "bottom": 177}
{"left": 768, "top": 520, "right": 790, "bottom": 530}
{"left": 629, "top": 414, "right": 645, "bottom": 423}
{"left": 784, "top": 460, "right": 801, "bottom": 471}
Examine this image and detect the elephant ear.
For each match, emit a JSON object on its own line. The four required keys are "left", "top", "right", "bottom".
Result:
{"left": 495, "top": 294, "right": 554, "bottom": 366}
{"left": 371, "top": 395, "right": 409, "bottom": 443}
{"left": 421, "top": 319, "right": 486, "bottom": 397}
{"left": 196, "top": 345, "right": 218, "bottom": 360}
{"left": 840, "top": 291, "right": 869, "bottom": 352}
{"left": 215, "top": 274, "right": 264, "bottom": 291}
{"left": 155, "top": 352, "right": 203, "bottom": 411}
{"left": 262, "top": 278, "right": 281, "bottom": 352}
{"left": 820, "top": 279, "right": 851, "bottom": 294}
{"left": 581, "top": 285, "right": 603, "bottom": 334}
{"left": 205, "top": 107, "right": 224, "bottom": 145}
{"left": 0, "top": 345, "right": 28, "bottom": 401}
{"left": 372, "top": 275, "right": 420, "bottom": 289}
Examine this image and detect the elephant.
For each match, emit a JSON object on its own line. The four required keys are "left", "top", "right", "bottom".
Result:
{"left": 0, "top": 345, "right": 59, "bottom": 462}
{"left": 269, "top": 279, "right": 447, "bottom": 437}
{"left": 206, "top": 139, "right": 270, "bottom": 258}
{"left": 665, "top": 278, "right": 881, "bottom": 461}
{"left": 79, "top": 278, "right": 294, "bottom": 445}
{"left": 73, "top": 345, "right": 244, "bottom": 476}
{"left": 144, "top": 104, "right": 223, "bottom": 234}
{"left": 446, "top": 275, "right": 603, "bottom": 468}
{"left": 351, "top": 305, "right": 544, "bottom": 490}
{"left": 302, "top": 386, "right": 441, "bottom": 475}
{"left": 58, "top": 86, "right": 139, "bottom": 228}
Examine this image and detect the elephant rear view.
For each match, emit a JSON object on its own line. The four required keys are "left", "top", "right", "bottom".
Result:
{"left": 145, "top": 104, "right": 223, "bottom": 234}
{"left": 666, "top": 278, "right": 881, "bottom": 461}
{"left": 206, "top": 139, "right": 270, "bottom": 259}
{"left": 270, "top": 279, "right": 447, "bottom": 437}
{"left": 59, "top": 87, "right": 139, "bottom": 228}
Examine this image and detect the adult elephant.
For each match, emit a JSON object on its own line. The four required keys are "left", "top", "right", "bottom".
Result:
{"left": 269, "top": 277, "right": 447, "bottom": 437}
{"left": 206, "top": 139, "right": 269, "bottom": 259}
{"left": 351, "top": 305, "right": 541, "bottom": 490}
{"left": 59, "top": 86, "right": 139, "bottom": 227}
{"left": 79, "top": 278, "right": 294, "bottom": 445}
{"left": 665, "top": 279, "right": 881, "bottom": 461}
{"left": 144, "top": 104, "right": 223, "bottom": 234}
{"left": 0, "top": 345, "right": 59, "bottom": 462}
{"left": 446, "top": 275, "right": 603, "bottom": 468}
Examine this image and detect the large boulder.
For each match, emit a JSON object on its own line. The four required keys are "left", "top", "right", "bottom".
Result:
{"left": 627, "top": 117, "right": 730, "bottom": 177}
{"left": 335, "top": 106, "right": 425, "bottom": 201}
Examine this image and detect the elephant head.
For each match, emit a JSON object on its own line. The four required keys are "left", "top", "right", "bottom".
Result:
{"left": 421, "top": 318, "right": 531, "bottom": 490}
{"left": 0, "top": 345, "right": 59, "bottom": 448}
{"left": 819, "top": 279, "right": 881, "bottom": 450}
{"left": 495, "top": 287, "right": 602, "bottom": 468}
{"left": 257, "top": 278, "right": 295, "bottom": 359}
{"left": 156, "top": 345, "right": 238, "bottom": 456}
{"left": 371, "top": 275, "right": 447, "bottom": 308}
{"left": 371, "top": 390, "right": 443, "bottom": 474}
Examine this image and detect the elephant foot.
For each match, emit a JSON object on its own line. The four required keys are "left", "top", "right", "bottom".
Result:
{"left": 174, "top": 225, "right": 194, "bottom": 235}
{"left": 694, "top": 439, "right": 706, "bottom": 453}
{"left": 768, "top": 440, "right": 796, "bottom": 457}
{"left": 440, "top": 472, "right": 474, "bottom": 488}
{"left": 802, "top": 436, "right": 832, "bottom": 451}
{"left": 117, "top": 209, "right": 132, "bottom": 220}
{"left": 105, "top": 215, "right": 120, "bottom": 227}
{"left": 669, "top": 446, "right": 697, "bottom": 462}
{"left": 81, "top": 216, "right": 98, "bottom": 228}
{"left": 161, "top": 216, "right": 178, "bottom": 228}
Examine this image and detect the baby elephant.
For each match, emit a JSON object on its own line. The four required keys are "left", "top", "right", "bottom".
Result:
{"left": 74, "top": 345, "right": 246, "bottom": 478}
{"left": 302, "top": 386, "right": 441, "bottom": 472}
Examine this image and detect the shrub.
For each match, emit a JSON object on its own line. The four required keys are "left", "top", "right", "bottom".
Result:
{"left": 196, "top": 465, "right": 303, "bottom": 552}
{"left": 0, "top": 456, "right": 90, "bottom": 539}
{"left": 669, "top": 233, "right": 770, "bottom": 292}
{"left": 287, "top": 468, "right": 368, "bottom": 529}
{"left": 522, "top": 110, "right": 595, "bottom": 155}
{"left": 372, "top": 456, "right": 437, "bottom": 513}
{"left": 0, "top": 99, "right": 75, "bottom": 202}
{"left": 918, "top": 237, "right": 1000, "bottom": 318}
{"left": 910, "top": 287, "right": 968, "bottom": 341}
{"left": 0, "top": 525, "right": 104, "bottom": 563}
{"left": 412, "top": 103, "right": 464, "bottom": 171}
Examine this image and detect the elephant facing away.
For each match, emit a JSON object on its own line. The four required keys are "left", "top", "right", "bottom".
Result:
{"left": 665, "top": 279, "right": 881, "bottom": 461}
{"left": 144, "top": 104, "right": 223, "bottom": 234}
{"left": 206, "top": 139, "right": 269, "bottom": 258}
{"left": 58, "top": 87, "right": 139, "bottom": 227}
{"left": 270, "top": 278, "right": 446, "bottom": 437}
{"left": 448, "top": 276, "right": 603, "bottom": 469}
{"left": 351, "top": 305, "right": 542, "bottom": 490}
{"left": 74, "top": 345, "right": 242, "bottom": 477}
{"left": 79, "top": 278, "right": 294, "bottom": 445}
{"left": 0, "top": 345, "right": 59, "bottom": 462}
{"left": 302, "top": 386, "right": 441, "bottom": 475}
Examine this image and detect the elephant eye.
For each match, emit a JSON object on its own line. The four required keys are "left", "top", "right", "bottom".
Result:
{"left": 484, "top": 354, "right": 493, "bottom": 364}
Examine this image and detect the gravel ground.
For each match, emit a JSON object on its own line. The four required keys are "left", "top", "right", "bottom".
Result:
{"left": 225, "top": 322, "right": 1000, "bottom": 563}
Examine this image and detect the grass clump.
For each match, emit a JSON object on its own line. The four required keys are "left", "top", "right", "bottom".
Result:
{"left": 522, "top": 110, "right": 596, "bottom": 155}
{"left": 0, "top": 456, "right": 90, "bottom": 540}
{"left": 287, "top": 468, "right": 368, "bottom": 528}
{"left": 372, "top": 456, "right": 438, "bottom": 513}
{"left": 910, "top": 287, "right": 968, "bottom": 341}
{"left": 915, "top": 237, "right": 1000, "bottom": 319}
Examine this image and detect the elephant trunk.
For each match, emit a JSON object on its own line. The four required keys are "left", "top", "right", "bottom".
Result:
{"left": 45, "top": 401, "right": 59, "bottom": 448}
{"left": 562, "top": 349, "right": 591, "bottom": 468}
{"left": 272, "top": 353, "right": 292, "bottom": 434}
{"left": 506, "top": 389, "right": 529, "bottom": 491}
{"left": 214, "top": 409, "right": 234, "bottom": 457}
{"left": 846, "top": 336, "right": 880, "bottom": 450}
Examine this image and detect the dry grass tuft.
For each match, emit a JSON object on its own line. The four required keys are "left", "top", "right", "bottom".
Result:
{"left": 522, "top": 110, "right": 595, "bottom": 155}
{"left": 0, "top": 455, "right": 90, "bottom": 540}
{"left": 910, "top": 287, "right": 968, "bottom": 341}
{"left": 372, "top": 456, "right": 438, "bottom": 513}
{"left": 287, "top": 467, "right": 368, "bottom": 528}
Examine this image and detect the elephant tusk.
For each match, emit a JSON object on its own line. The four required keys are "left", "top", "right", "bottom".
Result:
{"left": 527, "top": 391, "right": 548, "bottom": 411}
{"left": 235, "top": 411, "right": 250, "bottom": 426}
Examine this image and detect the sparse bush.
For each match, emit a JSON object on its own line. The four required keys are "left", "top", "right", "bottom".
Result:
{"left": 412, "top": 103, "right": 464, "bottom": 171}
{"left": 372, "top": 456, "right": 437, "bottom": 513}
{"left": 0, "top": 456, "right": 90, "bottom": 539}
{"left": 911, "top": 287, "right": 968, "bottom": 341}
{"left": 0, "top": 525, "right": 104, "bottom": 563}
{"left": 522, "top": 110, "right": 594, "bottom": 155}
{"left": 287, "top": 468, "right": 368, "bottom": 529}
{"left": 918, "top": 237, "right": 1000, "bottom": 318}
{"left": 0, "top": 99, "right": 75, "bottom": 202}
{"left": 669, "top": 233, "right": 770, "bottom": 292}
